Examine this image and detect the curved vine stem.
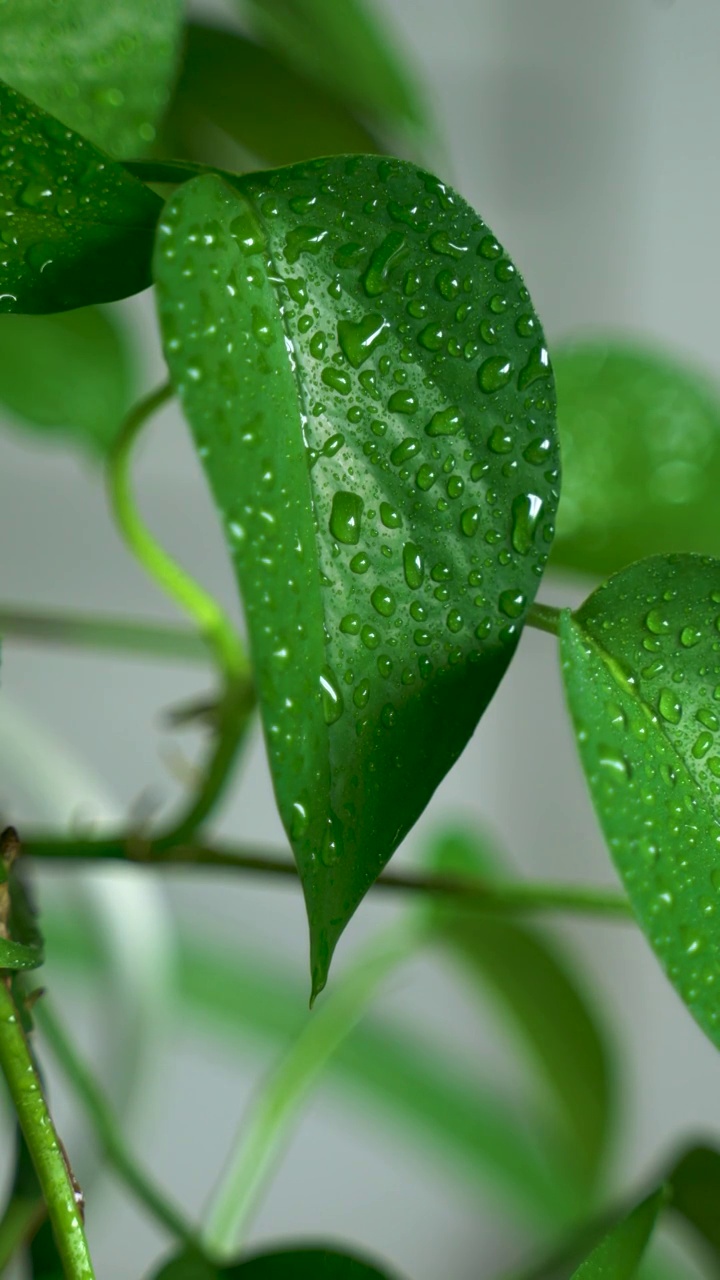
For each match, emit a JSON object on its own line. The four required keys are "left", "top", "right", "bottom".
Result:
{"left": 526, "top": 601, "right": 562, "bottom": 637}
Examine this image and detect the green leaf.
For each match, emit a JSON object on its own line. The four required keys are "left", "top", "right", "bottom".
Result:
{"left": 552, "top": 340, "right": 720, "bottom": 578}
{"left": 571, "top": 1188, "right": 667, "bottom": 1279}
{"left": 237, "top": 0, "right": 425, "bottom": 131}
{"left": 559, "top": 553, "right": 720, "bottom": 1049}
{"left": 161, "top": 23, "right": 379, "bottom": 170}
{"left": 153, "top": 1245, "right": 399, "bottom": 1279}
{"left": 426, "top": 827, "right": 613, "bottom": 1191}
{"left": 0, "top": 81, "right": 163, "bottom": 313}
{"left": 154, "top": 160, "right": 559, "bottom": 994}
{"left": 0, "top": 0, "right": 182, "bottom": 159}
{"left": 669, "top": 1144, "right": 720, "bottom": 1259}
{"left": 0, "top": 307, "right": 132, "bottom": 456}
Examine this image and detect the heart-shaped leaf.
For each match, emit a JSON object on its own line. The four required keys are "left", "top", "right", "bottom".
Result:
{"left": 571, "top": 1188, "right": 666, "bottom": 1279}
{"left": 0, "top": 82, "right": 162, "bottom": 313}
{"left": 155, "top": 159, "right": 559, "bottom": 993}
{"left": 153, "top": 1246, "right": 398, "bottom": 1279}
{"left": 161, "top": 23, "right": 378, "bottom": 170}
{"left": 0, "top": 0, "right": 182, "bottom": 159}
{"left": 552, "top": 340, "right": 720, "bottom": 577}
{"left": 0, "top": 307, "right": 133, "bottom": 456}
{"left": 560, "top": 553, "right": 720, "bottom": 1048}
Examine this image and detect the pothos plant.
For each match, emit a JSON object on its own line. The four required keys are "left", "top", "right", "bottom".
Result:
{"left": 1, "top": 2, "right": 720, "bottom": 1278}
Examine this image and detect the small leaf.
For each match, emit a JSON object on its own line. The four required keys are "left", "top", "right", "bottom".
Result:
{"left": 0, "top": 81, "right": 162, "bottom": 313}
{"left": 0, "top": 935, "right": 42, "bottom": 970}
{"left": 153, "top": 1246, "right": 399, "bottom": 1279}
{"left": 0, "top": 0, "right": 183, "bottom": 158}
{"left": 236, "top": 0, "right": 425, "bottom": 131}
{"left": 552, "top": 340, "right": 720, "bottom": 577}
{"left": 0, "top": 307, "right": 132, "bottom": 456}
{"left": 669, "top": 1144, "right": 720, "bottom": 1258}
{"left": 560, "top": 553, "right": 720, "bottom": 1048}
{"left": 426, "top": 826, "right": 612, "bottom": 1191}
{"left": 162, "top": 23, "right": 379, "bottom": 169}
{"left": 154, "top": 160, "right": 559, "bottom": 993}
{"left": 571, "top": 1188, "right": 666, "bottom": 1279}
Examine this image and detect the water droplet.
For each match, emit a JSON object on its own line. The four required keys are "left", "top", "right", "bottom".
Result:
{"left": 320, "top": 666, "right": 344, "bottom": 724}
{"left": 414, "top": 629, "right": 431, "bottom": 647}
{"left": 340, "top": 613, "right": 361, "bottom": 634}
{"left": 478, "top": 356, "right": 513, "bottom": 394}
{"left": 435, "top": 268, "right": 460, "bottom": 299}
{"left": 290, "top": 799, "right": 309, "bottom": 840}
{"left": 388, "top": 389, "right": 418, "bottom": 414}
{"left": 353, "top": 679, "right": 371, "bottom": 708}
{"left": 645, "top": 608, "right": 670, "bottom": 635}
{"left": 377, "top": 654, "right": 392, "bottom": 677}
{"left": 284, "top": 225, "right": 328, "bottom": 264}
{"left": 425, "top": 406, "right": 462, "bottom": 437}
{"left": 322, "top": 366, "right": 352, "bottom": 395}
{"left": 693, "top": 731, "right": 714, "bottom": 759}
{"left": 381, "top": 704, "right": 397, "bottom": 729}
{"left": 230, "top": 211, "right": 265, "bottom": 255}
{"left": 698, "top": 708, "right": 719, "bottom": 731}
{"left": 337, "top": 313, "right": 389, "bottom": 368}
{"left": 361, "top": 624, "right": 380, "bottom": 649}
{"left": 350, "top": 552, "right": 370, "bottom": 574}
{"left": 460, "top": 506, "right": 481, "bottom": 537}
{"left": 447, "top": 610, "right": 463, "bottom": 633}
{"left": 390, "top": 438, "right": 420, "bottom": 465}
{"left": 362, "top": 231, "right": 407, "bottom": 295}
{"left": 523, "top": 437, "right": 551, "bottom": 465}
{"left": 403, "top": 542, "right": 424, "bottom": 588}
{"left": 329, "top": 491, "right": 363, "bottom": 544}
{"left": 517, "top": 344, "right": 550, "bottom": 390}
{"left": 511, "top": 493, "right": 542, "bottom": 554}
{"left": 416, "top": 463, "right": 437, "bottom": 490}
{"left": 680, "top": 625, "right": 702, "bottom": 649}
{"left": 598, "top": 746, "right": 631, "bottom": 778}
{"left": 659, "top": 688, "right": 682, "bottom": 724}
{"left": 478, "top": 234, "right": 502, "bottom": 260}
{"left": 417, "top": 323, "right": 445, "bottom": 351}
{"left": 488, "top": 426, "right": 513, "bottom": 454}
{"left": 371, "top": 586, "right": 396, "bottom": 617}
{"left": 499, "top": 589, "right": 526, "bottom": 619}
{"left": 320, "top": 814, "right": 343, "bottom": 866}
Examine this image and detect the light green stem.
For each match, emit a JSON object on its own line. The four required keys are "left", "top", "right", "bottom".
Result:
{"left": 526, "top": 601, "right": 562, "bottom": 637}
{"left": 0, "top": 980, "right": 95, "bottom": 1279}
{"left": 203, "top": 915, "right": 429, "bottom": 1258}
{"left": 0, "top": 605, "right": 208, "bottom": 663}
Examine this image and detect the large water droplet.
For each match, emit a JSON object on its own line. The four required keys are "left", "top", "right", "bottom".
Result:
{"left": 403, "top": 542, "right": 424, "bottom": 589}
{"left": 511, "top": 493, "right": 543, "bottom": 554}
{"left": 329, "top": 491, "right": 363, "bottom": 544}
{"left": 337, "top": 313, "right": 389, "bottom": 368}
{"left": 320, "top": 666, "right": 344, "bottom": 724}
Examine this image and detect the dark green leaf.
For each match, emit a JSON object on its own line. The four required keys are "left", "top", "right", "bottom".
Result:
{"left": 559, "top": 553, "right": 720, "bottom": 1048}
{"left": 0, "top": 307, "right": 132, "bottom": 455}
{"left": 237, "top": 0, "right": 425, "bottom": 131}
{"left": 552, "top": 341, "right": 720, "bottom": 578}
{"left": 0, "top": 81, "right": 163, "bottom": 313}
{"left": 161, "top": 23, "right": 379, "bottom": 170}
{"left": 669, "top": 1144, "right": 720, "bottom": 1259}
{"left": 426, "top": 827, "right": 612, "bottom": 1191}
{"left": 0, "top": 0, "right": 182, "bottom": 159}
{"left": 153, "top": 1245, "right": 399, "bottom": 1279}
{"left": 571, "top": 1189, "right": 666, "bottom": 1279}
{"left": 154, "top": 160, "right": 559, "bottom": 994}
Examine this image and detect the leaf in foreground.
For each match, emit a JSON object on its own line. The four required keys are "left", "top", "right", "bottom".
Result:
{"left": 154, "top": 159, "right": 559, "bottom": 993}
{"left": 154, "top": 1245, "right": 399, "bottom": 1279}
{"left": 0, "top": 81, "right": 162, "bottom": 313}
{"left": 0, "top": 0, "right": 182, "bottom": 159}
{"left": 552, "top": 340, "right": 720, "bottom": 577}
{"left": 560, "top": 553, "right": 720, "bottom": 1048}
{"left": 571, "top": 1188, "right": 666, "bottom": 1279}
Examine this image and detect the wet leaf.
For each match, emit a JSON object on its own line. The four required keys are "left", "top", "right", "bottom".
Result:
{"left": 162, "top": 23, "right": 378, "bottom": 169}
{"left": 237, "top": 0, "right": 425, "bottom": 131}
{"left": 0, "top": 0, "right": 182, "bottom": 159}
{"left": 155, "top": 159, "right": 558, "bottom": 994}
{"left": 0, "top": 307, "right": 132, "bottom": 456}
{"left": 153, "top": 1246, "right": 399, "bottom": 1279}
{"left": 571, "top": 1188, "right": 666, "bottom": 1279}
{"left": 552, "top": 340, "right": 720, "bottom": 578}
{"left": 0, "top": 81, "right": 163, "bottom": 313}
{"left": 426, "top": 826, "right": 612, "bottom": 1191}
{"left": 560, "top": 553, "right": 720, "bottom": 1049}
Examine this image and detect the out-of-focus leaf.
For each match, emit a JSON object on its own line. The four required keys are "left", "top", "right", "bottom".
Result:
{"left": 237, "top": 0, "right": 425, "bottom": 132}
{"left": 571, "top": 1189, "right": 666, "bottom": 1278}
{"left": 426, "top": 827, "right": 613, "bottom": 1191}
{"left": 0, "top": 82, "right": 162, "bottom": 313}
{"left": 0, "top": 307, "right": 132, "bottom": 456}
{"left": 153, "top": 1245, "right": 399, "bottom": 1279}
{"left": 669, "top": 1144, "right": 720, "bottom": 1259}
{"left": 560, "top": 554, "right": 720, "bottom": 1050}
{"left": 155, "top": 161, "right": 559, "bottom": 995}
{"left": 162, "top": 23, "right": 378, "bottom": 170}
{"left": 0, "top": 868, "right": 43, "bottom": 971}
{"left": 552, "top": 341, "right": 720, "bottom": 578}
{"left": 0, "top": 0, "right": 183, "bottom": 159}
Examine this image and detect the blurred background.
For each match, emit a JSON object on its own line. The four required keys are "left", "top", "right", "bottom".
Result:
{"left": 2, "top": 0, "right": 720, "bottom": 1276}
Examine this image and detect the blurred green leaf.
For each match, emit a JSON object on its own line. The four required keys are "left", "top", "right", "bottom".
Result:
{"left": 559, "top": 554, "right": 720, "bottom": 1051}
{"left": 153, "top": 1245, "right": 399, "bottom": 1279}
{"left": 161, "top": 23, "right": 379, "bottom": 170}
{"left": 0, "top": 0, "right": 183, "bottom": 158}
{"left": 552, "top": 340, "right": 720, "bottom": 578}
{"left": 0, "top": 82, "right": 162, "bottom": 313}
{"left": 155, "top": 162, "right": 558, "bottom": 996}
{"left": 426, "top": 827, "right": 613, "bottom": 1192}
{"left": 236, "top": 0, "right": 425, "bottom": 131}
{"left": 0, "top": 307, "right": 132, "bottom": 456}
{"left": 669, "top": 1144, "right": 720, "bottom": 1260}
{"left": 571, "top": 1188, "right": 666, "bottom": 1278}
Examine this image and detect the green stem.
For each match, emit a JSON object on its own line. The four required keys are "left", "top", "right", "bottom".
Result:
{"left": 203, "top": 916, "right": 429, "bottom": 1258}
{"left": 0, "top": 605, "right": 208, "bottom": 662}
{"left": 33, "top": 995, "right": 201, "bottom": 1254}
{"left": 526, "top": 601, "right": 562, "bottom": 636}
{"left": 0, "top": 980, "right": 95, "bottom": 1279}
{"left": 106, "top": 383, "right": 248, "bottom": 682}
{"left": 123, "top": 158, "right": 221, "bottom": 186}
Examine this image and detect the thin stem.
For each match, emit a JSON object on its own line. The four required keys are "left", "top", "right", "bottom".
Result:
{"left": 0, "top": 605, "right": 208, "bottom": 663}
{"left": 106, "top": 383, "right": 248, "bottom": 682}
{"left": 203, "top": 916, "right": 428, "bottom": 1258}
{"left": 526, "top": 601, "right": 562, "bottom": 636}
{"left": 0, "top": 980, "right": 95, "bottom": 1279}
{"left": 33, "top": 994, "right": 201, "bottom": 1253}
{"left": 123, "top": 159, "right": 219, "bottom": 186}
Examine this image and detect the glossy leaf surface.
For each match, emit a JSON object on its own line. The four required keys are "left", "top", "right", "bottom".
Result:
{"left": 155, "top": 159, "right": 558, "bottom": 992}
{"left": 571, "top": 1188, "right": 666, "bottom": 1279}
{"left": 0, "top": 82, "right": 162, "bottom": 313}
{"left": 560, "top": 554, "right": 720, "bottom": 1048}
{"left": 154, "top": 1246, "right": 397, "bottom": 1279}
{"left": 0, "top": 307, "right": 132, "bottom": 456}
{"left": 426, "top": 826, "right": 612, "bottom": 1190}
{"left": 0, "top": 0, "right": 182, "bottom": 159}
{"left": 238, "top": 0, "right": 425, "bottom": 130}
{"left": 162, "top": 23, "right": 378, "bottom": 169}
{"left": 552, "top": 340, "right": 720, "bottom": 577}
